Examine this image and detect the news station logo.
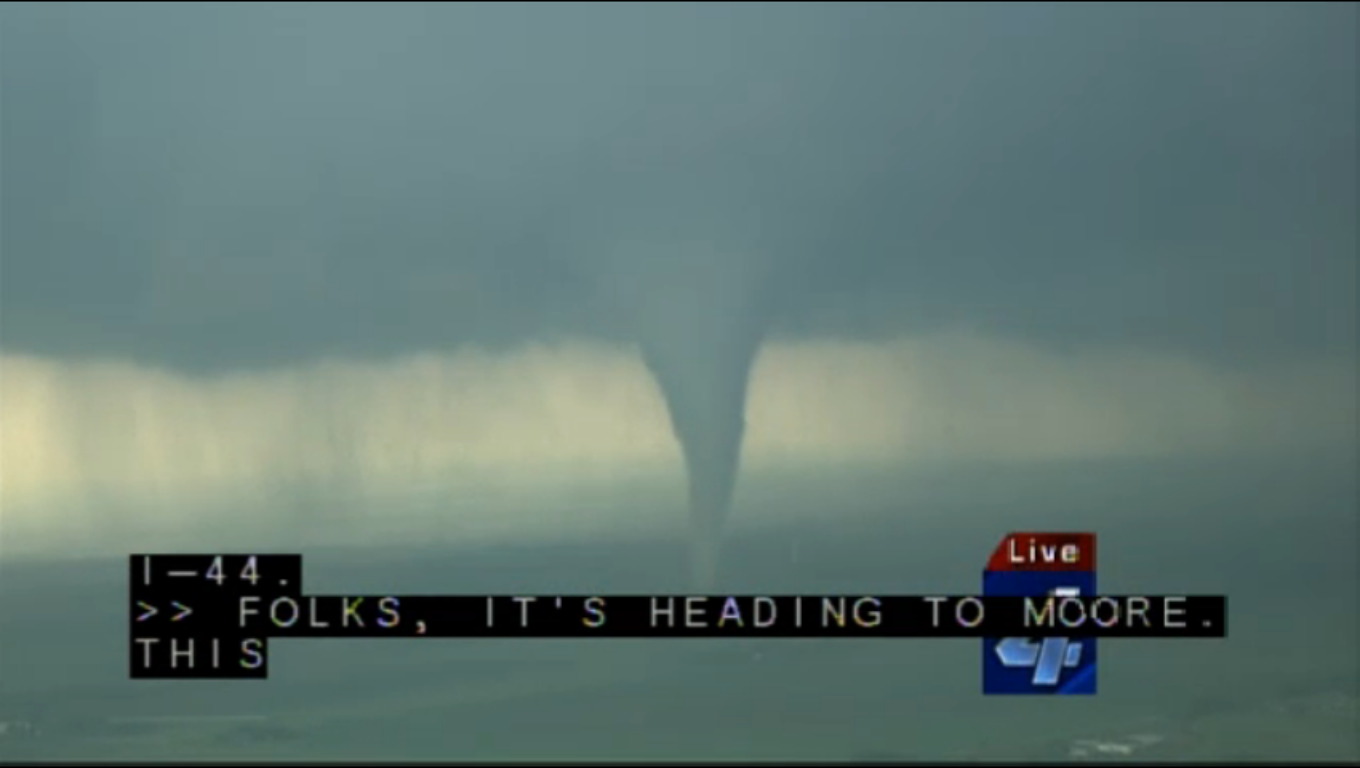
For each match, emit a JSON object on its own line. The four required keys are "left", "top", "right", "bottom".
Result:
{"left": 982, "top": 531, "right": 1097, "bottom": 696}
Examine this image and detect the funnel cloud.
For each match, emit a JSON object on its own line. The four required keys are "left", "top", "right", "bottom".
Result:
{"left": 1, "top": 3, "right": 1356, "bottom": 587}
{"left": 637, "top": 271, "right": 770, "bottom": 589}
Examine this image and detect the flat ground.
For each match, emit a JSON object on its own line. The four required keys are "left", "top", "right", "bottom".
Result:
{"left": 1, "top": 456, "right": 1355, "bottom": 762}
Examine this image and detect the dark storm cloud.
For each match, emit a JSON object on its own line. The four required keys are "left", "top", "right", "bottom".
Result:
{"left": 2, "top": 2, "right": 1354, "bottom": 370}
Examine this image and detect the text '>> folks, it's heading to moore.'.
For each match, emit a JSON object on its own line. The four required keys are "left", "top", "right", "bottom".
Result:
{"left": 191, "top": 593, "right": 1224, "bottom": 638}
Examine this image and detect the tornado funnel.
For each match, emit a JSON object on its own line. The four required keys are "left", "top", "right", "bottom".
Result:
{"left": 639, "top": 297, "right": 765, "bottom": 592}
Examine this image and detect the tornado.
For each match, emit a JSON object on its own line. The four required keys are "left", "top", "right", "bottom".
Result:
{"left": 637, "top": 282, "right": 767, "bottom": 593}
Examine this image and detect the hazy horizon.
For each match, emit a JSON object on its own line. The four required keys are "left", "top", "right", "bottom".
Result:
{"left": 2, "top": 331, "right": 1353, "bottom": 559}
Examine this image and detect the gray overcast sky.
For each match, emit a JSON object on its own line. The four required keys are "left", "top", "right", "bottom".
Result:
{"left": 2, "top": 2, "right": 1355, "bottom": 373}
